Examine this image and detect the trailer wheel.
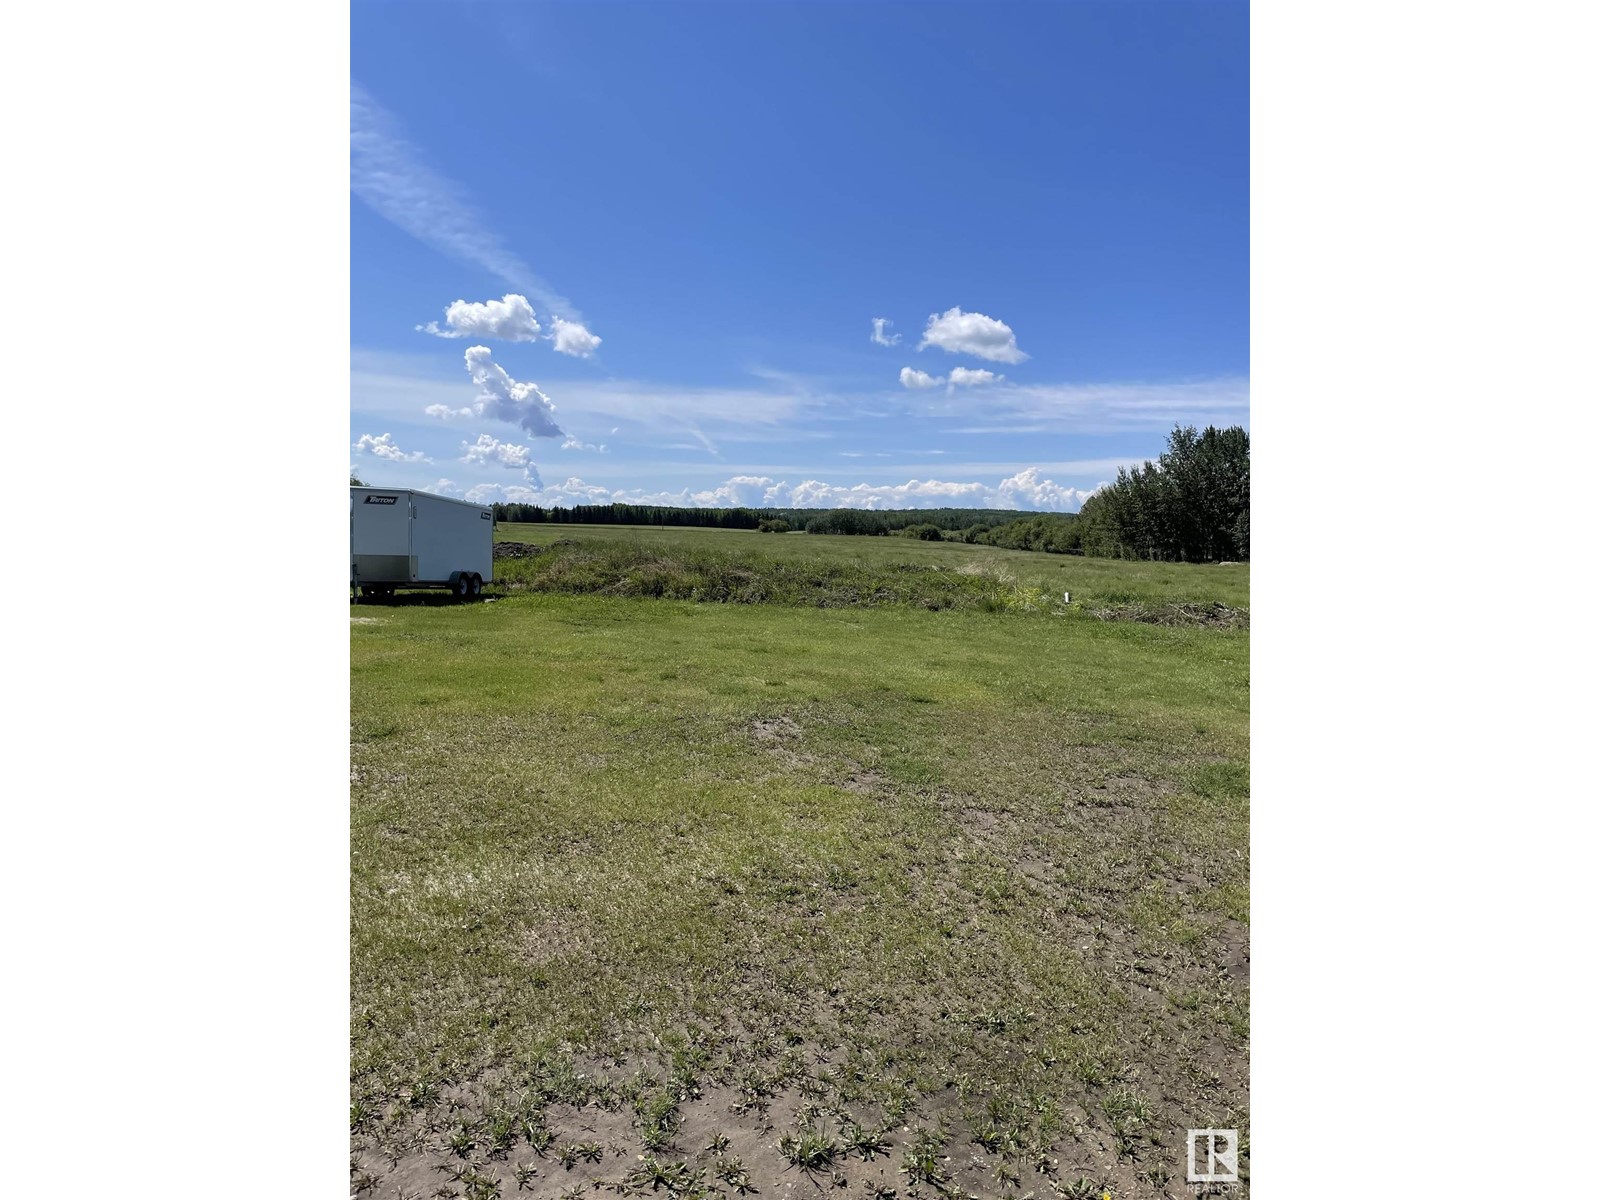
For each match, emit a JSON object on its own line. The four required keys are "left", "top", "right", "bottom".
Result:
{"left": 467, "top": 574, "right": 483, "bottom": 598}
{"left": 450, "top": 572, "right": 470, "bottom": 599}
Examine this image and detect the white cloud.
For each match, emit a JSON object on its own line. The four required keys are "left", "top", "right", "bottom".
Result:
{"left": 353, "top": 432, "right": 431, "bottom": 463}
{"left": 900, "top": 364, "right": 1008, "bottom": 391}
{"left": 465, "top": 478, "right": 610, "bottom": 506}
{"left": 422, "top": 479, "right": 460, "bottom": 497}
{"left": 918, "top": 306, "right": 1028, "bottom": 363}
{"left": 418, "top": 293, "right": 542, "bottom": 342}
{"left": 425, "top": 403, "right": 474, "bottom": 420}
{"left": 351, "top": 84, "right": 585, "bottom": 323}
{"left": 463, "top": 482, "right": 541, "bottom": 506}
{"left": 561, "top": 436, "right": 607, "bottom": 452}
{"left": 460, "top": 470, "right": 1104, "bottom": 513}
{"left": 870, "top": 317, "right": 901, "bottom": 347}
{"left": 948, "top": 367, "right": 1003, "bottom": 387}
{"left": 464, "top": 346, "right": 564, "bottom": 438}
{"left": 994, "top": 468, "right": 1101, "bottom": 512}
{"left": 548, "top": 316, "right": 603, "bottom": 358}
{"left": 776, "top": 478, "right": 990, "bottom": 509}
{"left": 899, "top": 367, "right": 942, "bottom": 389}
{"left": 460, "top": 434, "right": 542, "bottom": 482}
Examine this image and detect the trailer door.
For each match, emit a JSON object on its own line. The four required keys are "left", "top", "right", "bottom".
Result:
{"left": 352, "top": 491, "right": 414, "bottom": 584}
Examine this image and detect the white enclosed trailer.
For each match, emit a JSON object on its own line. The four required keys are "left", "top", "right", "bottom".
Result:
{"left": 351, "top": 486, "right": 494, "bottom": 599}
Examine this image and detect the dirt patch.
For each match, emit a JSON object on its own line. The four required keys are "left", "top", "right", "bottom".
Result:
{"left": 1091, "top": 601, "right": 1248, "bottom": 629}
{"left": 1080, "top": 774, "right": 1170, "bottom": 808}
{"left": 351, "top": 1071, "right": 1203, "bottom": 1200}
{"left": 749, "top": 715, "right": 803, "bottom": 743}
{"left": 492, "top": 540, "right": 546, "bottom": 559}
{"left": 838, "top": 770, "right": 887, "bottom": 793}
{"left": 518, "top": 914, "right": 597, "bottom": 966}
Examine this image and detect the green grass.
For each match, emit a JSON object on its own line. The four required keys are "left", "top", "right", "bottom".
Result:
{"left": 351, "top": 531, "right": 1249, "bottom": 1195}
{"left": 493, "top": 521, "right": 1250, "bottom": 609}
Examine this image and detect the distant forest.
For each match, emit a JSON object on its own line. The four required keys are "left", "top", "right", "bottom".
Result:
{"left": 490, "top": 502, "right": 1018, "bottom": 534}
{"left": 490, "top": 425, "right": 1248, "bottom": 563}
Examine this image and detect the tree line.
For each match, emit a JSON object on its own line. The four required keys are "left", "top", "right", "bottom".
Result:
{"left": 1075, "top": 425, "right": 1249, "bottom": 561}
{"left": 488, "top": 502, "right": 1028, "bottom": 535}
{"left": 482, "top": 423, "right": 1248, "bottom": 562}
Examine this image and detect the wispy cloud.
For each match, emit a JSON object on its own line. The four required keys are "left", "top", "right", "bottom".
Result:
{"left": 925, "top": 376, "right": 1251, "bottom": 434}
{"left": 350, "top": 83, "right": 585, "bottom": 323}
{"left": 351, "top": 350, "right": 818, "bottom": 454}
{"left": 870, "top": 317, "right": 901, "bottom": 346}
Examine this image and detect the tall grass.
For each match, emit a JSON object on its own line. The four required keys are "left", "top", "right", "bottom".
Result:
{"left": 491, "top": 539, "right": 1045, "bottom": 611}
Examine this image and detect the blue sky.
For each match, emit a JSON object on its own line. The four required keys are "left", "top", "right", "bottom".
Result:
{"left": 350, "top": 0, "right": 1248, "bottom": 510}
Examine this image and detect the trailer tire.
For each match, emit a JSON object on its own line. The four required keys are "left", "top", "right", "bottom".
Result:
{"left": 468, "top": 574, "right": 483, "bottom": 597}
{"left": 449, "top": 571, "right": 470, "bottom": 599}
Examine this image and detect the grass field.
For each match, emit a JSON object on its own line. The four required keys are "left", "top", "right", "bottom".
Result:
{"left": 351, "top": 524, "right": 1249, "bottom": 1198}
{"left": 492, "top": 523, "right": 1251, "bottom": 611}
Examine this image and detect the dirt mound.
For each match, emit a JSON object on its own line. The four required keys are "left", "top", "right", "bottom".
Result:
{"left": 493, "top": 541, "right": 545, "bottom": 560}
{"left": 1091, "top": 601, "right": 1248, "bottom": 629}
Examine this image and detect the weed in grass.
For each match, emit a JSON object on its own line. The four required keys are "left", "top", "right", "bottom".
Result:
{"left": 972, "top": 1094, "right": 1033, "bottom": 1156}
{"left": 714, "top": 1155, "right": 755, "bottom": 1194}
{"left": 513, "top": 1162, "right": 538, "bottom": 1190}
{"left": 900, "top": 1127, "right": 948, "bottom": 1188}
{"left": 844, "top": 1122, "right": 891, "bottom": 1160}
{"left": 1057, "top": 1179, "right": 1103, "bottom": 1200}
{"left": 706, "top": 1134, "right": 730, "bottom": 1156}
{"left": 636, "top": 1090, "right": 681, "bottom": 1150}
{"left": 447, "top": 1125, "right": 476, "bottom": 1158}
{"left": 621, "top": 1155, "right": 704, "bottom": 1195}
{"left": 557, "top": 1141, "right": 604, "bottom": 1169}
{"left": 522, "top": 1119, "right": 554, "bottom": 1156}
{"left": 485, "top": 1111, "right": 517, "bottom": 1157}
{"left": 1099, "top": 1087, "right": 1154, "bottom": 1160}
{"left": 880, "top": 1080, "right": 915, "bottom": 1122}
{"left": 780, "top": 1124, "right": 842, "bottom": 1173}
